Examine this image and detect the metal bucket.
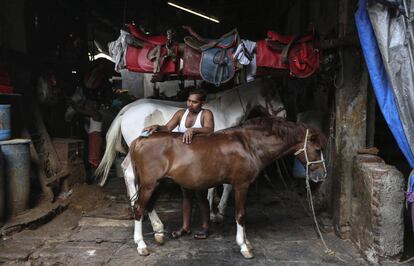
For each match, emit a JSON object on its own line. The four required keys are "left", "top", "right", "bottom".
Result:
{"left": 0, "top": 139, "right": 31, "bottom": 216}
{"left": 0, "top": 104, "right": 11, "bottom": 140}
{"left": 0, "top": 150, "right": 5, "bottom": 224}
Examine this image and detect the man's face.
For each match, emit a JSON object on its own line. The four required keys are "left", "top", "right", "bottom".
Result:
{"left": 187, "top": 93, "right": 203, "bottom": 113}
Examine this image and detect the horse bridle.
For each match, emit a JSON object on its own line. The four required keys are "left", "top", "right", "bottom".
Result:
{"left": 294, "top": 129, "right": 327, "bottom": 181}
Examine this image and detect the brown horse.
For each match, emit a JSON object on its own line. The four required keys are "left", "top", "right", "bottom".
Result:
{"left": 129, "top": 117, "right": 327, "bottom": 258}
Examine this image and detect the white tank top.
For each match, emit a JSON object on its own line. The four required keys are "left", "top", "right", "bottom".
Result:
{"left": 176, "top": 109, "right": 203, "bottom": 133}
{"left": 88, "top": 117, "right": 102, "bottom": 133}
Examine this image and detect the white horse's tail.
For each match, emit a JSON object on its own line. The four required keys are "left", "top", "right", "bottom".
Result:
{"left": 96, "top": 114, "right": 125, "bottom": 186}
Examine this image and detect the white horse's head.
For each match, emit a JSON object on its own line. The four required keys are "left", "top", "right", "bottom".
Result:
{"left": 65, "top": 86, "right": 86, "bottom": 122}
{"left": 36, "top": 73, "right": 61, "bottom": 105}
{"left": 256, "top": 78, "right": 287, "bottom": 119}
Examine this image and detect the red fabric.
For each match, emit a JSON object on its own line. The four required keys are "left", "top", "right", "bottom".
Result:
{"left": 125, "top": 24, "right": 179, "bottom": 74}
{"left": 256, "top": 31, "right": 319, "bottom": 78}
{"left": 0, "top": 84, "right": 13, "bottom": 94}
{"left": 88, "top": 132, "right": 103, "bottom": 168}
{"left": 266, "top": 31, "right": 314, "bottom": 44}
{"left": 0, "top": 68, "right": 13, "bottom": 93}
{"left": 127, "top": 24, "right": 167, "bottom": 45}
{"left": 182, "top": 44, "right": 202, "bottom": 78}
{"left": 125, "top": 44, "right": 179, "bottom": 74}
{"left": 0, "top": 68, "right": 11, "bottom": 85}
{"left": 288, "top": 42, "right": 319, "bottom": 78}
{"left": 256, "top": 40, "right": 287, "bottom": 69}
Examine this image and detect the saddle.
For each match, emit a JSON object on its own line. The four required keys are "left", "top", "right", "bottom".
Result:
{"left": 125, "top": 24, "right": 180, "bottom": 74}
{"left": 183, "top": 26, "right": 239, "bottom": 86}
{"left": 256, "top": 30, "right": 319, "bottom": 78}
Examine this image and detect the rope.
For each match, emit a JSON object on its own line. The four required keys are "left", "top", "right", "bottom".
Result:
{"left": 293, "top": 129, "right": 345, "bottom": 262}
{"left": 143, "top": 230, "right": 169, "bottom": 236}
{"left": 305, "top": 176, "right": 336, "bottom": 257}
{"left": 276, "top": 159, "right": 345, "bottom": 262}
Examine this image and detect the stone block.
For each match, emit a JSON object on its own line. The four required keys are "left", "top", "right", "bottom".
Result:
{"left": 351, "top": 154, "right": 404, "bottom": 262}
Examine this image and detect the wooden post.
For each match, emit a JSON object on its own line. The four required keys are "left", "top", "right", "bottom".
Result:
{"left": 366, "top": 84, "right": 376, "bottom": 147}
{"left": 331, "top": 0, "right": 369, "bottom": 238}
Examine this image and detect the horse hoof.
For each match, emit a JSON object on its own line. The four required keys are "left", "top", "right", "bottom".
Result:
{"left": 241, "top": 250, "right": 254, "bottom": 259}
{"left": 137, "top": 247, "right": 149, "bottom": 256}
{"left": 154, "top": 233, "right": 165, "bottom": 245}
{"left": 246, "top": 240, "right": 254, "bottom": 250}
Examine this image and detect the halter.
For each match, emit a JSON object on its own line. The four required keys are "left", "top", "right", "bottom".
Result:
{"left": 293, "top": 129, "right": 327, "bottom": 182}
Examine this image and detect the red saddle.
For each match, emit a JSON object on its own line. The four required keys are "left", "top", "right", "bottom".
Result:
{"left": 125, "top": 24, "right": 179, "bottom": 74}
{"left": 256, "top": 30, "right": 319, "bottom": 78}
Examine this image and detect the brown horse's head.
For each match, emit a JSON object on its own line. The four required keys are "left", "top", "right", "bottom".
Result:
{"left": 293, "top": 126, "right": 327, "bottom": 183}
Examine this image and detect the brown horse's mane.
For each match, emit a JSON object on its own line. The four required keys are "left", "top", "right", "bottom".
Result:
{"left": 219, "top": 117, "right": 327, "bottom": 148}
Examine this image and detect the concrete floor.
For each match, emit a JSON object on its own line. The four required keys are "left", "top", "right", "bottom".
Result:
{"left": 0, "top": 176, "right": 369, "bottom": 265}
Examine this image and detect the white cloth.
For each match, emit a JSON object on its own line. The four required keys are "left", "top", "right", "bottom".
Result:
{"left": 108, "top": 30, "right": 129, "bottom": 72}
{"left": 88, "top": 117, "right": 103, "bottom": 133}
{"left": 233, "top": 40, "right": 257, "bottom": 82}
{"left": 234, "top": 40, "right": 256, "bottom": 65}
{"left": 176, "top": 109, "right": 203, "bottom": 133}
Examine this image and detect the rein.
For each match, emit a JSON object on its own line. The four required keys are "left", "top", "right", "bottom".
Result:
{"left": 293, "top": 129, "right": 338, "bottom": 258}
{"left": 294, "top": 129, "right": 327, "bottom": 181}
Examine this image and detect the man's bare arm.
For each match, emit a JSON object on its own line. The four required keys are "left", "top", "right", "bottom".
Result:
{"left": 193, "top": 109, "right": 214, "bottom": 134}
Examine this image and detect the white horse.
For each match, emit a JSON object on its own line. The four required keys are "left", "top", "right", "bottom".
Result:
{"left": 96, "top": 78, "right": 286, "bottom": 249}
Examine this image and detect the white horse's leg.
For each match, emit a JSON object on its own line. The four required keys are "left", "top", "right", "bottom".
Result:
{"left": 207, "top": 187, "right": 215, "bottom": 211}
{"left": 210, "top": 184, "right": 232, "bottom": 222}
{"left": 148, "top": 210, "right": 165, "bottom": 244}
{"left": 208, "top": 187, "right": 217, "bottom": 221}
{"left": 217, "top": 184, "right": 232, "bottom": 218}
{"left": 236, "top": 222, "right": 254, "bottom": 259}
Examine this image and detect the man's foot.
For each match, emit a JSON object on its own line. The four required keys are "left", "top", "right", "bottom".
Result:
{"left": 194, "top": 228, "right": 209, "bottom": 240}
{"left": 171, "top": 228, "right": 191, "bottom": 239}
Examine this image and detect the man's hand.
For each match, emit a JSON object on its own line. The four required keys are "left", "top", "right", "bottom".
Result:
{"left": 142, "top": 125, "right": 159, "bottom": 134}
{"left": 183, "top": 128, "right": 195, "bottom": 144}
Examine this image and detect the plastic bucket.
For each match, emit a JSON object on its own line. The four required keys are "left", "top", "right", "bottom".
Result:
{"left": 0, "top": 104, "right": 11, "bottom": 140}
{"left": 0, "top": 150, "right": 5, "bottom": 224}
{"left": 0, "top": 139, "right": 31, "bottom": 216}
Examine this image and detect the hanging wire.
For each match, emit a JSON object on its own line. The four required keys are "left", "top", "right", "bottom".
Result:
{"left": 123, "top": 0, "right": 128, "bottom": 25}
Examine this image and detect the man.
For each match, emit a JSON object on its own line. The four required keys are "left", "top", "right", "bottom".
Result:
{"left": 143, "top": 89, "right": 214, "bottom": 239}
{"left": 69, "top": 98, "right": 103, "bottom": 182}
